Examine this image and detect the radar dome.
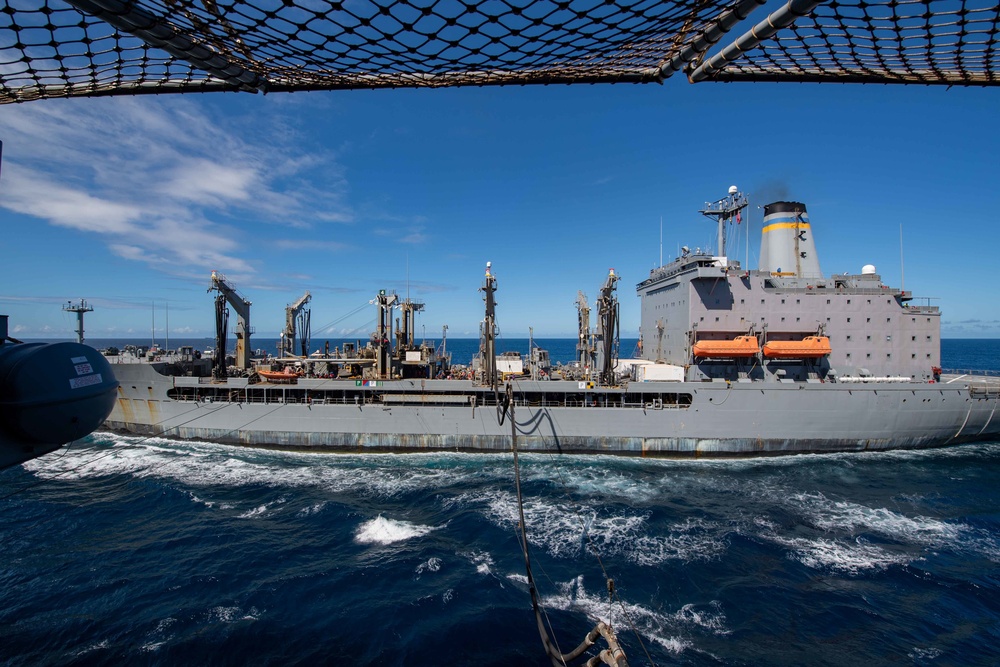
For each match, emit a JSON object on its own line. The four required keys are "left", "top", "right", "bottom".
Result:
{"left": 728, "top": 185, "right": 738, "bottom": 195}
{"left": 862, "top": 264, "right": 876, "bottom": 275}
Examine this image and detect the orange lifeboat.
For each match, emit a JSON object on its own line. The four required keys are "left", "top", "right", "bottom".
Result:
{"left": 762, "top": 336, "right": 832, "bottom": 359}
{"left": 692, "top": 335, "right": 760, "bottom": 358}
{"left": 257, "top": 368, "right": 300, "bottom": 383}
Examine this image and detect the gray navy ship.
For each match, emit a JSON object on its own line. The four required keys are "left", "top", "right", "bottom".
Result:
{"left": 104, "top": 188, "right": 1000, "bottom": 456}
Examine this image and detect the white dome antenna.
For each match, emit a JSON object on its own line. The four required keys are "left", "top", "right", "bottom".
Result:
{"left": 728, "top": 185, "right": 738, "bottom": 195}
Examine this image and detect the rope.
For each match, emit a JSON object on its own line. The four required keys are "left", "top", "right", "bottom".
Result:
{"left": 502, "top": 381, "right": 651, "bottom": 666}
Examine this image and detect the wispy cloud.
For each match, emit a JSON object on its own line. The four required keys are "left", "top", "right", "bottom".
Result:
{"left": 273, "top": 239, "right": 352, "bottom": 252}
{"left": 399, "top": 228, "right": 428, "bottom": 244}
{"left": 0, "top": 97, "right": 353, "bottom": 280}
{"left": 370, "top": 224, "right": 429, "bottom": 244}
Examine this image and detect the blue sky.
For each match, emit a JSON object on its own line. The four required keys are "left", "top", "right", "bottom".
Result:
{"left": 1, "top": 77, "right": 998, "bottom": 341}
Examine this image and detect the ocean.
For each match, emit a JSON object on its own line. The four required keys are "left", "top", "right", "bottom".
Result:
{"left": 2, "top": 340, "right": 999, "bottom": 665}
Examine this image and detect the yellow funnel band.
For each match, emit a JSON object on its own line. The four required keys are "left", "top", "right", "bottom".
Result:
{"left": 763, "top": 222, "right": 812, "bottom": 233}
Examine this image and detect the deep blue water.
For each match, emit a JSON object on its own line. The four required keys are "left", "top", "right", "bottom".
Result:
{"left": 2, "top": 340, "right": 998, "bottom": 665}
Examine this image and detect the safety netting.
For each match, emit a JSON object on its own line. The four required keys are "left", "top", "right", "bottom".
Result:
{"left": 704, "top": 0, "right": 1000, "bottom": 84}
{"left": 1, "top": 0, "right": 997, "bottom": 104}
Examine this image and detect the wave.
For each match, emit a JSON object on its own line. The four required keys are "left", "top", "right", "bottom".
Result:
{"left": 530, "top": 574, "right": 727, "bottom": 657}
{"left": 354, "top": 515, "right": 438, "bottom": 545}
{"left": 448, "top": 489, "right": 726, "bottom": 565}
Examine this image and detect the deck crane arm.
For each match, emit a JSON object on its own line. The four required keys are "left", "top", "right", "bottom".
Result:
{"left": 281, "top": 291, "right": 311, "bottom": 357}
{"left": 595, "top": 268, "right": 621, "bottom": 386}
{"left": 210, "top": 271, "right": 253, "bottom": 370}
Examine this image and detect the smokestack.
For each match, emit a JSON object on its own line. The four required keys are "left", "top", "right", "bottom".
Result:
{"left": 759, "top": 201, "right": 823, "bottom": 279}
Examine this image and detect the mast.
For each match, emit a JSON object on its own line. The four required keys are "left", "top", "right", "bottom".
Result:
{"left": 63, "top": 299, "right": 93, "bottom": 345}
{"left": 699, "top": 185, "right": 749, "bottom": 261}
{"left": 575, "top": 291, "right": 592, "bottom": 371}
{"left": 479, "top": 262, "right": 498, "bottom": 390}
{"left": 439, "top": 324, "right": 448, "bottom": 360}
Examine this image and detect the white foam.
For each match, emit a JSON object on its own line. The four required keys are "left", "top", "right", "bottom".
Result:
{"left": 789, "top": 491, "right": 964, "bottom": 546}
{"left": 651, "top": 635, "right": 693, "bottom": 654}
{"left": 669, "top": 602, "right": 729, "bottom": 634}
{"left": 237, "top": 497, "right": 286, "bottom": 519}
{"left": 74, "top": 640, "right": 110, "bottom": 657}
{"left": 354, "top": 515, "right": 436, "bottom": 545}
{"left": 24, "top": 436, "right": 489, "bottom": 501}
{"left": 778, "top": 535, "right": 912, "bottom": 574}
{"left": 415, "top": 557, "right": 442, "bottom": 576}
{"left": 537, "top": 575, "right": 723, "bottom": 655}
{"left": 629, "top": 518, "right": 729, "bottom": 566}
{"left": 450, "top": 489, "right": 723, "bottom": 565}
{"left": 208, "top": 605, "right": 260, "bottom": 623}
{"left": 908, "top": 647, "right": 943, "bottom": 661}
{"left": 459, "top": 550, "right": 495, "bottom": 576}
{"left": 238, "top": 504, "right": 269, "bottom": 519}
{"left": 298, "top": 502, "right": 327, "bottom": 516}
{"left": 525, "top": 463, "right": 660, "bottom": 502}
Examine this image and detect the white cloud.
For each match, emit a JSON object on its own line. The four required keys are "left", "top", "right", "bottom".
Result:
{"left": 0, "top": 97, "right": 353, "bottom": 279}
{"left": 400, "top": 230, "right": 428, "bottom": 244}
{"left": 274, "top": 239, "right": 351, "bottom": 252}
{"left": 157, "top": 157, "right": 258, "bottom": 206}
{"left": 3, "top": 168, "right": 141, "bottom": 233}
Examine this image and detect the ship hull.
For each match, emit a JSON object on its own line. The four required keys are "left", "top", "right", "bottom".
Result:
{"left": 103, "top": 362, "right": 1000, "bottom": 457}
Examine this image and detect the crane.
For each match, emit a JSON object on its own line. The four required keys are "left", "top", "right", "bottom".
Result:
{"left": 209, "top": 271, "right": 252, "bottom": 374}
{"left": 594, "top": 268, "right": 620, "bottom": 386}
{"left": 280, "top": 291, "right": 311, "bottom": 357}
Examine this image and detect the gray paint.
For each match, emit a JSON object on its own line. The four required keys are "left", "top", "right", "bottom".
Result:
{"left": 101, "top": 196, "right": 998, "bottom": 457}
{"left": 637, "top": 201, "right": 938, "bottom": 380}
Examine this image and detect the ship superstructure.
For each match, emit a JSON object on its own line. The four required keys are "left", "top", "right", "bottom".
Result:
{"left": 102, "top": 188, "right": 999, "bottom": 457}
{"left": 637, "top": 193, "right": 939, "bottom": 383}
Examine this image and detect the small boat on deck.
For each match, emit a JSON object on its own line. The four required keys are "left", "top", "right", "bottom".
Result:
{"left": 762, "top": 336, "right": 832, "bottom": 359}
{"left": 257, "top": 368, "right": 300, "bottom": 384}
{"left": 692, "top": 335, "right": 760, "bottom": 358}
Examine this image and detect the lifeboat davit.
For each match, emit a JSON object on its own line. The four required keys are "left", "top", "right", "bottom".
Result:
{"left": 692, "top": 335, "right": 760, "bottom": 358}
{"left": 258, "top": 369, "right": 300, "bottom": 383}
{"left": 762, "top": 336, "right": 832, "bottom": 359}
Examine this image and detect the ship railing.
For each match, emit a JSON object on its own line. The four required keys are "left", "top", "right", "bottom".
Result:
{"left": 940, "top": 368, "right": 1000, "bottom": 377}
